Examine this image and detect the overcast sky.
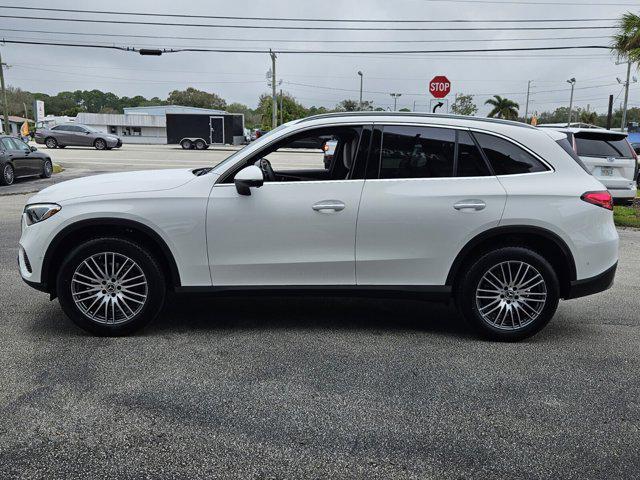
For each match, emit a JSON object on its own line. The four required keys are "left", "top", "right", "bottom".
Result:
{"left": 1, "top": 0, "right": 638, "bottom": 116}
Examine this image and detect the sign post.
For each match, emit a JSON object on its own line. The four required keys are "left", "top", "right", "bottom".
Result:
{"left": 429, "top": 76, "right": 451, "bottom": 113}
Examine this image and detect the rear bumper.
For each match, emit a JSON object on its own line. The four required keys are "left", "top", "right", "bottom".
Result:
{"left": 565, "top": 262, "right": 617, "bottom": 299}
{"left": 608, "top": 184, "right": 637, "bottom": 200}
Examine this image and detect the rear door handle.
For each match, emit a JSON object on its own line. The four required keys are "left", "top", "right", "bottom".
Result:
{"left": 454, "top": 200, "right": 486, "bottom": 211}
{"left": 312, "top": 200, "right": 345, "bottom": 212}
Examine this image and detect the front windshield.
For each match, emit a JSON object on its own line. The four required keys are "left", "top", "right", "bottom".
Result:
{"left": 212, "top": 121, "right": 294, "bottom": 169}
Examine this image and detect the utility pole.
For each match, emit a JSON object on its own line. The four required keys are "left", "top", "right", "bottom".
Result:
{"left": 390, "top": 93, "right": 401, "bottom": 111}
{"left": 606, "top": 94, "right": 613, "bottom": 130}
{"left": 619, "top": 60, "right": 634, "bottom": 132}
{"left": 279, "top": 88, "right": 283, "bottom": 126}
{"left": 524, "top": 80, "right": 531, "bottom": 124}
{"left": 357, "top": 71, "right": 363, "bottom": 109}
{"left": 413, "top": 100, "right": 416, "bottom": 112}
{"left": 0, "top": 51, "right": 9, "bottom": 135}
{"left": 566, "top": 78, "right": 576, "bottom": 127}
{"left": 269, "top": 49, "right": 277, "bottom": 130}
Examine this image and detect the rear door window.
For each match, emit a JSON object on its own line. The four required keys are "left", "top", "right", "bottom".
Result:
{"left": 379, "top": 125, "right": 455, "bottom": 179}
{"left": 456, "top": 130, "right": 491, "bottom": 177}
{"left": 574, "top": 133, "right": 633, "bottom": 158}
{"left": 473, "top": 132, "right": 548, "bottom": 175}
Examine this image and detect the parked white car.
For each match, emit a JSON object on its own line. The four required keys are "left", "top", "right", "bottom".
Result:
{"left": 538, "top": 125, "right": 638, "bottom": 204}
{"left": 19, "top": 113, "right": 618, "bottom": 340}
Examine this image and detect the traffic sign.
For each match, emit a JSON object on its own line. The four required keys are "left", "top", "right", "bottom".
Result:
{"left": 429, "top": 76, "right": 451, "bottom": 99}
{"left": 430, "top": 98, "right": 448, "bottom": 113}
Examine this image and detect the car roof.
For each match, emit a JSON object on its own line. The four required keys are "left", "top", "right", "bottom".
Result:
{"left": 538, "top": 124, "right": 628, "bottom": 137}
{"left": 296, "top": 111, "right": 539, "bottom": 130}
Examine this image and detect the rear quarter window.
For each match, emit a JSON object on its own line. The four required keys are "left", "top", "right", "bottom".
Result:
{"left": 556, "top": 137, "right": 591, "bottom": 174}
{"left": 473, "top": 132, "right": 548, "bottom": 175}
{"left": 574, "top": 133, "right": 633, "bottom": 159}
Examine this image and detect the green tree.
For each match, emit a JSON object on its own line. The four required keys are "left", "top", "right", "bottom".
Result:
{"left": 580, "top": 110, "right": 599, "bottom": 125}
{"left": 451, "top": 93, "right": 478, "bottom": 116}
{"left": 485, "top": 95, "right": 520, "bottom": 120}
{"left": 336, "top": 99, "right": 373, "bottom": 111}
{"left": 612, "top": 12, "right": 640, "bottom": 63}
{"left": 167, "top": 87, "right": 226, "bottom": 110}
{"left": 257, "top": 92, "right": 308, "bottom": 129}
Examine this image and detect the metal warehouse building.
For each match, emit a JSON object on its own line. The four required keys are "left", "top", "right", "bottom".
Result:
{"left": 76, "top": 105, "right": 231, "bottom": 145}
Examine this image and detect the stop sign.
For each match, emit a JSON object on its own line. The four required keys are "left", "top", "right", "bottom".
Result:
{"left": 429, "top": 76, "right": 451, "bottom": 99}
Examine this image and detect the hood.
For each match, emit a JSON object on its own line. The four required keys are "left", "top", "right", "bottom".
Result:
{"left": 29, "top": 168, "right": 198, "bottom": 203}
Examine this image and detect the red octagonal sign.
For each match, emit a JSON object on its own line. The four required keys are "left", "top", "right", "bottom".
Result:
{"left": 429, "top": 75, "right": 451, "bottom": 99}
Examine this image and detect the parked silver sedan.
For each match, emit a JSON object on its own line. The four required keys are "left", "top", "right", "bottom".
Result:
{"left": 35, "top": 124, "right": 122, "bottom": 150}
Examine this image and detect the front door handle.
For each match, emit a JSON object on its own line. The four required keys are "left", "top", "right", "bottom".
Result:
{"left": 312, "top": 200, "right": 345, "bottom": 212}
{"left": 454, "top": 200, "right": 486, "bottom": 211}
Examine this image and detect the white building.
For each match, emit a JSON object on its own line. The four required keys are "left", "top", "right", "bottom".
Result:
{"left": 76, "top": 105, "right": 227, "bottom": 144}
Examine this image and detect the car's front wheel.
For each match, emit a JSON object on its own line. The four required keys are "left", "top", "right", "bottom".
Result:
{"left": 56, "top": 237, "right": 166, "bottom": 335}
{"left": 0, "top": 163, "right": 14, "bottom": 185}
{"left": 40, "top": 159, "right": 53, "bottom": 178}
{"left": 456, "top": 247, "right": 559, "bottom": 341}
{"left": 45, "top": 137, "right": 58, "bottom": 149}
{"left": 94, "top": 138, "right": 107, "bottom": 150}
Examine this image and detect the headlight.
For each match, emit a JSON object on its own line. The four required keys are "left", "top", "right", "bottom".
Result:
{"left": 24, "top": 203, "right": 61, "bottom": 226}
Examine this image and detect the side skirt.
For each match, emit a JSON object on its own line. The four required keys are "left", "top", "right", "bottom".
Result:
{"left": 174, "top": 285, "right": 452, "bottom": 302}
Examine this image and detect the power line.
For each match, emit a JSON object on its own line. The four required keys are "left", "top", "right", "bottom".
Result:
{"left": 0, "top": 39, "right": 612, "bottom": 54}
{"left": 0, "top": 27, "right": 614, "bottom": 44}
{"left": 0, "top": 15, "right": 617, "bottom": 31}
{"left": 420, "top": 0, "right": 638, "bottom": 5}
{"left": 0, "top": 5, "right": 618, "bottom": 23}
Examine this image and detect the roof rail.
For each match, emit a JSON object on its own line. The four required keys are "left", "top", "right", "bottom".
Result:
{"left": 295, "top": 111, "right": 537, "bottom": 129}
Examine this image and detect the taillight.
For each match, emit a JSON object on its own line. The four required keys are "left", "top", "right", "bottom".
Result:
{"left": 581, "top": 191, "right": 613, "bottom": 211}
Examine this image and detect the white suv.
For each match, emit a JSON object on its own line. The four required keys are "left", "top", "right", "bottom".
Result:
{"left": 19, "top": 113, "right": 619, "bottom": 340}
{"left": 538, "top": 125, "right": 638, "bottom": 204}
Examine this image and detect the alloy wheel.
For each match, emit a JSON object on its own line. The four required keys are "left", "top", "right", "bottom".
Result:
{"left": 45, "top": 138, "right": 57, "bottom": 148}
{"left": 4, "top": 164, "right": 14, "bottom": 184}
{"left": 71, "top": 252, "right": 148, "bottom": 325}
{"left": 475, "top": 260, "right": 547, "bottom": 330}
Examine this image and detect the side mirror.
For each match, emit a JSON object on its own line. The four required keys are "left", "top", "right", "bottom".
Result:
{"left": 234, "top": 165, "right": 264, "bottom": 196}
{"left": 30, "top": 145, "right": 37, "bottom": 152}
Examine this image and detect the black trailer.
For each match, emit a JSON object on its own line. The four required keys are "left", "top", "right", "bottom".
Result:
{"left": 165, "top": 113, "right": 244, "bottom": 149}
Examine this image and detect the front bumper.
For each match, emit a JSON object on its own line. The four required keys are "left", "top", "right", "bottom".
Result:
{"left": 107, "top": 137, "right": 123, "bottom": 148}
{"left": 565, "top": 262, "right": 617, "bottom": 299}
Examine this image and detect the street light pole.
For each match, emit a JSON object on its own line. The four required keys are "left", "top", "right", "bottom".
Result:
{"left": 0, "top": 51, "right": 10, "bottom": 135}
{"left": 524, "top": 80, "right": 531, "bottom": 124}
{"left": 357, "top": 71, "right": 363, "bottom": 110}
{"left": 566, "top": 78, "right": 576, "bottom": 127}
{"left": 390, "top": 93, "right": 401, "bottom": 111}
{"left": 270, "top": 49, "right": 277, "bottom": 130}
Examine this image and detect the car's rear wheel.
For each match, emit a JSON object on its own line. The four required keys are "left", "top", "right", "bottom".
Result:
{"left": 456, "top": 247, "right": 559, "bottom": 341}
{"left": 94, "top": 138, "right": 107, "bottom": 150}
{"left": 45, "top": 137, "right": 58, "bottom": 149}
{"left": 40, "top": 159, "right": 53, "bottom": 178}
{"left": 1, "top": 163, "right": 14, "bottom": 185}
{"left": 194, "top": 139, "right": 207, "bottom": 150}
{"left": 181, "top": 139, "right": 193, "bottom": 150}
{"left": 56, "top": 237, "right": 166, "bottom": 336}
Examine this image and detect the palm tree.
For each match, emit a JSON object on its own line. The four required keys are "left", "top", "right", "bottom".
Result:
{"left": 612, "top": 12, "right": 640, "bottom": 63}
{"left": 484, "top": 95, "right": 520, "bottom": 120}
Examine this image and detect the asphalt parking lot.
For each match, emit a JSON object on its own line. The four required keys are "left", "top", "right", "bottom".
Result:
{"left": 1, "top": 146, "right": 640, "bottom": 478}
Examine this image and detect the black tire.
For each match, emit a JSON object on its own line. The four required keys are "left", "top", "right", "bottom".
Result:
{"left": 56, "top": 237, "right": 166, "bottom": 336}
{"left": 94, "top": 138, "right": 107, "bottom": 150}
{"left": 0, "top": 162, "right": 14, "bottom": 185}
{"left": 194, "top": 139, "right": 207, "bottom": 150}
{"left": 45, "top": 137, "right": 58, "bottom": 149}
{"left": 455, "top": 247, "right": 559, "bottom": 341}
{"left": 40, "top": 159, "right": 53, "bottom": 178}
{"left": 181, "top": 139, "right": 193, "bottom": 150}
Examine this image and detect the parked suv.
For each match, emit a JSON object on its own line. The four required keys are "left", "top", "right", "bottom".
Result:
{"left": 538, "top": 125, "right": 638, "bottom": 204}
{"left": 19, "top": 113, "right": 618, "bottom": 340}
{"left": 35, "top": 124, "right": 122, "bottom": 150}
